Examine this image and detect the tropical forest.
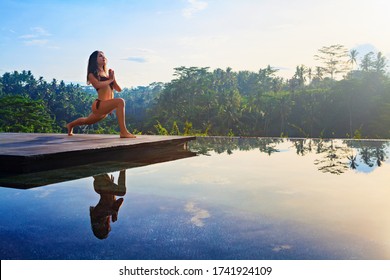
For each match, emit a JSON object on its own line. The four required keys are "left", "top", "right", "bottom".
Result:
{"left": 1, "top": 44, "right": 389, "bottom": 139}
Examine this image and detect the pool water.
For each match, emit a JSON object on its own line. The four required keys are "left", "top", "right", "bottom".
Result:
{"left": 0, "top": 137, "right": 389, "bottom": 260}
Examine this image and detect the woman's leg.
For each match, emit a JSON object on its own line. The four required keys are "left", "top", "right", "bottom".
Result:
{"left": 95, "top": 98, "right": 136, "bottom": 138}
{"left": 67, "top": 113, "right": 106, "bottom": 136}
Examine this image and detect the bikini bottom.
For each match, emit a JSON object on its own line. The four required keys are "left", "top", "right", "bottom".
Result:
{"left": 95, "top": 99, "right": 113, "bottom": 115}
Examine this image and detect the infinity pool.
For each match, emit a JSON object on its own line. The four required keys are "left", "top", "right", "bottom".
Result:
{"left": 0, "top": 137, "right": 389, "bottom": 259}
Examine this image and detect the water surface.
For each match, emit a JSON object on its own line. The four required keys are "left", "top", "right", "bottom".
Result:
{"left": 0, "top": 137, "right": 389, "bottom": 259}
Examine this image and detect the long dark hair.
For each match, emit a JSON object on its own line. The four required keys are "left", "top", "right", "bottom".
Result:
{"left": 87, "top": 50, "right": 106, "bottom": 84}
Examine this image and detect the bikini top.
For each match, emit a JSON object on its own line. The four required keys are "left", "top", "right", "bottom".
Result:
{"left": 96, "top": 75, "right": 114, "bottom": 90}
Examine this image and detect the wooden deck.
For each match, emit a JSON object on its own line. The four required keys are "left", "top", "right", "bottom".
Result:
{"left": 0, "top": 133, "right": 196, "bottom": 175}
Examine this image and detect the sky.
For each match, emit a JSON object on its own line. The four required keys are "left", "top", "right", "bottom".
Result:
{"left": 1, "top": 0, "right": 390, "bottom": 88}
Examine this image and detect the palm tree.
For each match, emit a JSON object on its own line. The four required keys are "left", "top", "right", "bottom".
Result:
{"left": 348, "top": 49, "right": 359, "bottom": 70}
{"left": 307, "top": 67, "right": 312, "bottom": 83}
{"left": 315, "top": 66, "right": 323, "bottom": 80}
{"left": 374, "top": 52, "right": 387, "bottom": 74}
{"left": 360, "top": 52, "right": 374, "bottom": 71}
{"left": 294, "top": 65, "right": 306, "bottom": 87}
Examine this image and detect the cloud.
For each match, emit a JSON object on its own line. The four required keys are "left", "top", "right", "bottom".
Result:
{"left": 185, "top": 202, "right": 210, "bottom": 227}
{"left": 32, "top": 188, "right": 55, "bottom": 198}
{"left": 19, "top": 27, "right": 53, "bottom": 47}
{"left": 20, "top": 27, "right": 51, "bottom": 39}
{"left": 124, "top": 56, "right": 148, "bottom": 63}
{"left": 122, "top": 49, "right": 164, "bottom": 64}
{"left": 274, "top": 66, "right": 292, "bottom": 72}
{"left": 272, "top": 244, "right": 292, "bottom": 252}
{"left": 182, "top": 0, "right": 208, "bottom": 18}
{"left": 180, "top": 174, "right": 230, "bottom": 185}
{"left": 24, "top": 39, "right": 49, "bottom": 46}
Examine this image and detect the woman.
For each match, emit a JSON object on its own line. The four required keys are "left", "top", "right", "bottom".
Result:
{"left": 67, "top": 50, "right": 136, "bottom": 138}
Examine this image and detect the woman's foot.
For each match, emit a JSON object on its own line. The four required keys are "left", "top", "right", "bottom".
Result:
{"left": 66, "top": 124, "right": 73, "bottom": 136}
{"left": 120, "top": 131, "right": 136, "bottom": 138}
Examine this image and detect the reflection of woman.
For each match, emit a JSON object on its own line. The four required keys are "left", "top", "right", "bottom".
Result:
{"left": 67, "top": 50, "right": 135, "bottom": 138}
{"left": 90, "top": 170, "right": 126, "bottom": 239}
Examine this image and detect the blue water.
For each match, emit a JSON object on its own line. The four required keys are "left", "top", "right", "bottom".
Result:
{"left": 0, "top": 137, "right": 389, "bottom": 260}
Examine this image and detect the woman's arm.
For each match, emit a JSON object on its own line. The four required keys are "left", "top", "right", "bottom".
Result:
{"left": 113, "top": 80, "right": 122, "bottom": 92}
{"left": 88, "top": 73, "right": 114, "bottom": 89}
{"left": 109, "top": 69, "right": 122, "bottom": 92}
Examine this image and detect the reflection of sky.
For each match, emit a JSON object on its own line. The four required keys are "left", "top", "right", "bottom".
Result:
{"left": 125, "top": 139, "right": 390, "bottom": 258}
{"left": 354, "top": 152, "right": 390, "bottom": 173}
{"left": 354, "top": 161, "right": 374, "bottom": 173}
{"left": 0, "top": 138, "right": 389, "bottom": 259}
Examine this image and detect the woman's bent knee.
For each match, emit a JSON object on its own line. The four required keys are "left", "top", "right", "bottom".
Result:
{"left": 116, "top": 98, "right": 125, "bottom": 107}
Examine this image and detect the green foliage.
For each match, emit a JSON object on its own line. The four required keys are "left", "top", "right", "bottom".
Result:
{"left": 148, "top": 57, "right": 390, "bottom": 139}
{"left": 183, "top": 121, "right": 193, "bottom": 136}
{"left": 0, "top": 70, "right": 162, "bottom": 135}
{"left": 1, "top": 44, "right": 390, "bottom": 139}
{"left": 170, "top": 121, "right": 180, "bottom": 135}
{"left": 353, "top": 129, "right": 362, "bottom": 139}
{"left": 153, "top": 120, "right": 209, "bottom": 136}
{"left": 154, "top": 121, "right": 169, "bottom": 135}
{"left": 0, "top": 95, "right": 58, "bottom": 132}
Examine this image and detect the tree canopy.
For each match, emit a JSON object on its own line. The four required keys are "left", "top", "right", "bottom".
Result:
{"left": 1, "top": 45, "right": 389, "bottom": 139}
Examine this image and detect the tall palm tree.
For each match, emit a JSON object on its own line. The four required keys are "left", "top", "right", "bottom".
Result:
{"left": 307, "top": 67, "right": 312, "bottom": 83}
{"left": 348, "top": 49, "right": 359, "bottom": 70}
{"left": 315, "top": 66, "right": 323, "bottom": 80}
{"left": 360, "top": 52, "right": 374, "bottom": 71}
{"left": 374, "top": 52, "right": 387, "bottom": 74}
{"left": 294, "top": 65, "right": 306, "bottom": 87}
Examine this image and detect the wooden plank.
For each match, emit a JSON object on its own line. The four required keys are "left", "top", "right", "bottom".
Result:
{"left": 0, "top": 133, "right": 196, "bottom": 174}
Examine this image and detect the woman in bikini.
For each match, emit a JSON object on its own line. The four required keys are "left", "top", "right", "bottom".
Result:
{"left": 67, "top": 50, "right": 136, "bottom": 138}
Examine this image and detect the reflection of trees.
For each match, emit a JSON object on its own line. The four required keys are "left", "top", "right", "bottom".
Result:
{"left": 313, "top": 140, "right": 350, "bottom": 175}
{"left": 190, "top": 137, "right": 389, "bottom": 175}
{"left": 290, "top": 139, "right": 352, "bottom": 174}
{"left": 375, "top": 147, "right": 386, "bottom": 167}
{"left": 291, "top": 139, "right": 314, "bottom": 155}
{"left": 293, "top": 139, "right": 389, "bottom": 174}
{"left": 347, "top": 140, "right": 388, "bottom": 168}
{"left": 348, "top": 154, "right": 359, "bottom": 170}
{"left": 189, "top": 137, "right": 283, "bottom": 156}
